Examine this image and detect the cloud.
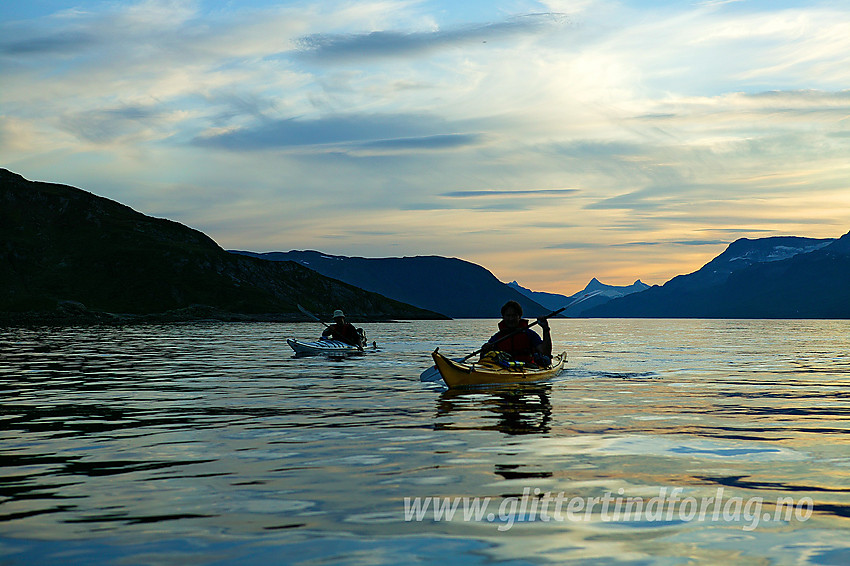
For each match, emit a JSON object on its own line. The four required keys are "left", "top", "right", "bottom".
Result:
{"left": 548, "top": 140, "right": 645, "bottom": 159}
{"left": 194, "top": 113, "right": 480, "bottom": 151}
{"left": 583, "top": 182, "right": 721, "bottom": 212}
{"left": 585, "top": 191, "right": 659, "bottom": 211}
{"left": 399, "top": 202, "right": 458, "bottom": 211}
{"left": 296, "top": 13, "right": 567, "bottom": 63}
{"left": 545, "top": 239, "right": 728, "bottom": 250}
{"left": 0, "top": 31, "right": 96, "bottom": 55}
{"left": 746, "top": 88, "right": 850, "bottom": 104}
{"left": 545, "top": 242, "right": 607, "bottom": 250}
{"left": 695, "top": 227, "right": 778, "bottom": 237}
{"left": 398, "top": 187, "right": 581, "bottom": 212}
{"left": 0, "top": 1, "right": 198, "bottom": 61}
{"left": 354, "top": 133, "right": 482, "bottom": 152}
{"left": 442, "top": 189, "right": 580, "bottom": 198}
{"left": 633, "top": 89, "right": 850, "bottom": 126}
{"left": 615, "top": 239, "right": 728, "bottom": 247}
{"left": 400, "top": 201, "right": 537, "bottom": 212}
{"left": 61, "top": 105, "right": 163, "bottom": 143}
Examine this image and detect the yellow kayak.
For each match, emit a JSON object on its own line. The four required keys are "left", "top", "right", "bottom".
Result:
{"left": 431, "top": 349, "right": 566, "bottom": 388}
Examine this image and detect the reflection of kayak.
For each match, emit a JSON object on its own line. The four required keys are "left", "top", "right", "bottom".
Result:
{"left": 286, "top": 338, "right": 365, "bottom": 356}
{"left": 431, "top": 349, "right": 566, "bottom": 388}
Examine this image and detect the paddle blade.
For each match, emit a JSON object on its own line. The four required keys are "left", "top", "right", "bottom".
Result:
{"left": 297, "top": 303, "right": 330, "bottom": 327}
{"left": 420, "top": 365, "right": 443, "bottom": 382}
{"left": 297, "top": 303, "right": 320, "bottom": 321}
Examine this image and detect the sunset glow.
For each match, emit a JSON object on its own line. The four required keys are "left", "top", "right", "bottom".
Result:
{"left": 2, "top": 0, "right": 849, "bottom": 293}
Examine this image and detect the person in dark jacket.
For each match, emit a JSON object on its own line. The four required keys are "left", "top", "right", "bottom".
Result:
{"left": 321, "top": 309, "right": 363, "bottom": 348}
{"left": 481, "top": 300, "right": 551, "bottom": 365}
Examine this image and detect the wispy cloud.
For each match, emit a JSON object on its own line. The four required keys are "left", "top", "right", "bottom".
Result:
{"left": 546, "top": 239, "right": 727, "bottom": 250}
{"left": 296, "top": 13, "right": 567, "bottom": 63}
{"left": 614, "top": 239, "right": 729, "bottom": 247}
{"left": 442, "top": 189, "right": 579, "bottom": 198}
{"left": 544, "top": 241, "right": 607, "bottom": 250}
{"left": 0, "top": 30, "right": 96, "bottom": 55}
{"left": 194, "top": 113, "right": 479, "bottom": 151}
{"left": 61, "top": 105, "right": 165, "bottom": 143}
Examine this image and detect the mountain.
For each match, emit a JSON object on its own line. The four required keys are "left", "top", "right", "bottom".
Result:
{"left": 653, "top": 236, "right": 832, "bottom": 293}
{"left": 0, "top": 169, "right": 443, "bottom": 322}
{"left": 585, "top": 235, "right": 850, "bottom": 318}
{"left": 508, "top": 278, "right": 649, "bottom": 315}
{"left": 230, "top": 250, "right": 552, "bottom": 318}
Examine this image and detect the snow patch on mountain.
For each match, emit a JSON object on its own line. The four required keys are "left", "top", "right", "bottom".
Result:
{"left": 725, "top": 242, "right": 831, "bottom": 264}
{"left": 507, "top": 278, "right": 649, "bottom": 314}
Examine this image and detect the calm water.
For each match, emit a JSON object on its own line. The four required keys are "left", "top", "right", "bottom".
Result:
{"left": 1, "top": 319, "right": 849, "bottom": 565}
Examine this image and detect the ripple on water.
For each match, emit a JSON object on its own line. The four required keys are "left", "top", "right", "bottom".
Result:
{"left": 476, "top": 434, "right": 807, "bottom": 462}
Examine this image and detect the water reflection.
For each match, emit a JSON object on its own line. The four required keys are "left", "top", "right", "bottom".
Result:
{"left": 694, "top": 474, "right": 850, "bottom": 520}
{"left": 434, "top": 384, "right": 552, "bottom": 435}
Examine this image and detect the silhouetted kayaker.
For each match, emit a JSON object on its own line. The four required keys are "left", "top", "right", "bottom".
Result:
{"left": 321, "top": 309, "right": 363, "bottom": 347}
{"left": 481, "top": 300, "right": 552, "bottom": 365}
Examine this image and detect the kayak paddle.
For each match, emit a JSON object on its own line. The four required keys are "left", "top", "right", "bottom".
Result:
{"left": 297, "top": 303, "right": 330, "bottom": 328}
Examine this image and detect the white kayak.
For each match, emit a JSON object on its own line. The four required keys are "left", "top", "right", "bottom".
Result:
{"left": 287, "top": 338, "right": 367, "bottom": 356}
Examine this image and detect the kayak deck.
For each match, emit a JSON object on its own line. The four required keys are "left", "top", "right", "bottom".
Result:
{"left": 287, "top": 338, "right": 365, "bottom": 356}
{"left": 431, "top": 349, "right": 566, "bottom": 388}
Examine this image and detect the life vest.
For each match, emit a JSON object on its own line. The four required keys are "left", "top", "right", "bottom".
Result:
{"left": 490, "top": 319, "right": 536, "bottom": 363}
{"left": 325, "top": 322, "right": 361, "bottom": 346}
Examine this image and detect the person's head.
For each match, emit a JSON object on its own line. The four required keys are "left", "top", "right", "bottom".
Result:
{"left": 500, "top": 301, "right": 523, "bottom": 328}
{"left": 333, "top": 309, "right": 345, "bottom": 323}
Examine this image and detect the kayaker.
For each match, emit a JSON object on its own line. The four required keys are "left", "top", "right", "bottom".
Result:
{"left": 481, "top": 300, "right": 552, "bottom": 365}
{"left": 321, "top": 309, "right": 362, "bottom": 347}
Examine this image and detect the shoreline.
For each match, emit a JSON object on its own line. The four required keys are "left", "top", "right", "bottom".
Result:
{"left": 0, "top": 304, "right": 446, "bottom": 327}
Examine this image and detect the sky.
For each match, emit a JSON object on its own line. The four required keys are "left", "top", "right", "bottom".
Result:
{"left": 2, "top": 0, "right": 849, "bottom": 294}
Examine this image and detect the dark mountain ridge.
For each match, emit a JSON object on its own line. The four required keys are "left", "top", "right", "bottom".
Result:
{"left": 662, "top": 236, "right": 832, "bottom": 292}
{"left": 0, "top": 168, "right": 442, "bottom": 322}
{"left": 230, "top": 250, "right": 552, "bottom": 318}
{"left": 586, "top": 234, "right": 850, "bottom": 318}
{"left": 7, "top": 167, "right": 845, "bottom": 321}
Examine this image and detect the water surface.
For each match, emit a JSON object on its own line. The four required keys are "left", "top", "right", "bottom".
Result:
{"left": 1, "top": 319, "right": 848, "bottom": 564}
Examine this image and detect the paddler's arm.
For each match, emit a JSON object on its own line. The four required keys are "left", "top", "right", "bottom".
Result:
{"left": 480, "top": 331, "right": 502, "bottom": 354}
{"left": 348, "top": 324, "right": 364, "bottom": 350}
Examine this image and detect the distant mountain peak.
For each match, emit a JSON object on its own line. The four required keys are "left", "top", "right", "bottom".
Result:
{"left": 506, "top": 276, "right": 648, "bottom": 315}
{"left": 581, "top": 277, "right": 648, "bottom": 295}
{"left": 584, "top": 231, "right": 850, "bottom": 318}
